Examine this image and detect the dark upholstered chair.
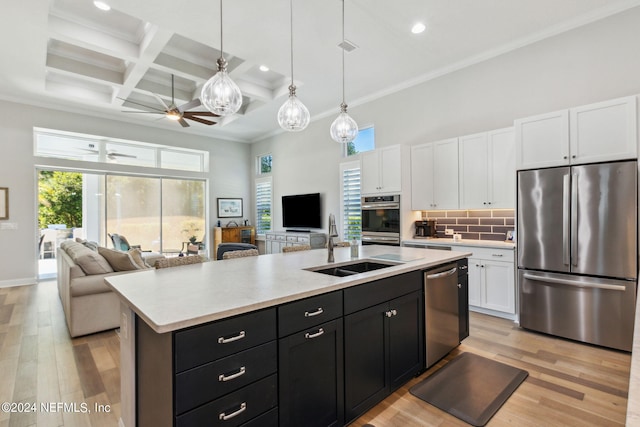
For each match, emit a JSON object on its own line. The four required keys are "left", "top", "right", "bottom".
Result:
{"left": 217, "top": 243, "right": 258, "bottom": 260}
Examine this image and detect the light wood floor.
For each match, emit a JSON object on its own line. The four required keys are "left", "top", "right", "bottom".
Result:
{"left": 0, "top": 281, "right": 631, "bottom": 426}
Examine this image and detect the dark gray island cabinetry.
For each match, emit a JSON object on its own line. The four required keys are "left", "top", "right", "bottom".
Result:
{"left": 106, "top": 245, "right": 471, "bottom": 427}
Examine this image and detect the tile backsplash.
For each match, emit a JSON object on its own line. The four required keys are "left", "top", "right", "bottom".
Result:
{"left": 422, "top": 209, "right": 515, "bottom": 242}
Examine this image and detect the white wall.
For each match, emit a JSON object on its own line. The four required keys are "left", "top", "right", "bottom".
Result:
{"left": 252, "top": 7, "right": 640, "bottom": 236}
{"left": 0, "top": 101, "right": 251, "bottom": 286}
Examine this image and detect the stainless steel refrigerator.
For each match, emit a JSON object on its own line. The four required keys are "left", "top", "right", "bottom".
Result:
{"left": 517, "top": 160, "right": 638, "bottom": 351}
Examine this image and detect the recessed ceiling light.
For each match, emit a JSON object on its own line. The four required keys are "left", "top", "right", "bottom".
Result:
{"left": 411, "top": 22, "right": 426, "bottom": 34}
{"left": 259, "top": 65, "right": 270, "bottom": 72}
{"left": 93, "top": 1, "right": 111, "bottom": 11}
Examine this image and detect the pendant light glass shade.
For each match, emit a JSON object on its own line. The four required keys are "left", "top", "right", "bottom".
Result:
{"left": 330, "top": 103, "right": 358, "bottom": 143}
{"left": 330, "top": 0, "right": 358, "bottom": 144}
{"left": 201, "top": 0, "right": 242, "bottom": 116}
{"left": 278, "top": 0, "right": 309, "bottom": 132}
{"left": 278, "top": 85, "right": 310, "bottom": 131}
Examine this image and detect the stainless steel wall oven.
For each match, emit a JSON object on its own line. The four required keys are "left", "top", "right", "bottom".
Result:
{"left": 361, "top": 195, "right": 400, "bottom": 246}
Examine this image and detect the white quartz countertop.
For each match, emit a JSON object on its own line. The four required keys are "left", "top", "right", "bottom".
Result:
{"left": 105, "top": 245, "right": 470, "bottom": 334}
{"left": 403, "top": 238, "right": 516, "bottom": 250}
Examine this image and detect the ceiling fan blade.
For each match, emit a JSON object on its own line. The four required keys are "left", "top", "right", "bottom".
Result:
{"left": 152, "top": 93, "right": 170, "bottom": 110}
{"left": 183, "top": 111, "right": 219, "bottom": 118}
{"left": 179, "top": 98, "right": 202, "bottom": 112}
{"left": 108, "top": 152, "right": 137, "bottom": 158}
{"left": 178, "top": 118, "right": 190, "bottom": 128}
{"left": 121, "top": 110, "right": 165, "bottom": 114}
{"left": 186, "top": 116, "right": 217, "bottom": 126}
{"left": 118, "top": 97, "right": 165, "bottom": 112}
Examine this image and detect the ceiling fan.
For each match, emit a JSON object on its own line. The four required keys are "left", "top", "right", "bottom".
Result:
{"left": 78, "top": 144, "right": 138, "bottom": 160}
{"left": 120, "top": 75, "right": 220, "bottom": 128}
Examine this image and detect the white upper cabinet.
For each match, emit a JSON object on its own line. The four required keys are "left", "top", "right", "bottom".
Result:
{"left": 459, "top": 128, "right": 515, "bottom": 209}
{"left": 411, "top": 138, "right": 459, "bottom": 210}
{"left": 515, "top": 96, "right": 637, "bottom": 170}
{"left": 569, "top": 96, "right": 637, "bottom": 165}
{"left": 361, "top": 145, "right": 402, "bottom": 195}
{"left": 515, "top": 110, "right": 569, "bottom": 170}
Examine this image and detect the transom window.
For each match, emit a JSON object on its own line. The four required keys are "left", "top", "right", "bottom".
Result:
{"left": 345, "top": 126, "right": 375, "bottom": 157}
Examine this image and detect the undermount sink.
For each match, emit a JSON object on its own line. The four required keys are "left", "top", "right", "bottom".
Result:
{"left": 307, "top": 260, "right": 400, "bottom": 277}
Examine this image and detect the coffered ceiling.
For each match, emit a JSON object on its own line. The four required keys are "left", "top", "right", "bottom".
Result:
{"left": 1, "top": 0, "right": 638, "bottom": 142}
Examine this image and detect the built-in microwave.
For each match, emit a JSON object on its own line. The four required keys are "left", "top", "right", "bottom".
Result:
{"left": 361, "top": 195, "right": 400, "bottom": 246}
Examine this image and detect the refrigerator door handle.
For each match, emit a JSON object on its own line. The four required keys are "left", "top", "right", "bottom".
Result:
{"left": 570, "top": 173, "right": 579, "bottom": 266}
{"left": 523, "top": 273, "right": 627, "bottom": 291}
{"left": 562, "top": 173, "right": 570, "bottom": 266}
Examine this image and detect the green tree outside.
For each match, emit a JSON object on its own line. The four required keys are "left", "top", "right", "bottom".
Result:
{"left": 39, "top": 171, "right": 83, "bottom": 228}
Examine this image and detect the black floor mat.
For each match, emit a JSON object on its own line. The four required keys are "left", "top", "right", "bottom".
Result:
{"left": 410, "top": 352, "right": 528, "bottom": 426}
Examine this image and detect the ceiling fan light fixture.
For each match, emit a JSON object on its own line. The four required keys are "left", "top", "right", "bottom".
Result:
{"left": 201, "top": 0, "right": 243, "bottom": 117}
{"left": 166, "top": 110, "right": 182, "bottom": 121}
{"left": 411, "top": 22, "right": 426, "bottom": 34}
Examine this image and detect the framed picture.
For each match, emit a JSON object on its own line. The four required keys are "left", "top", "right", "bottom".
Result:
{"left": 217, "top": 198, "right": 243, "bottom": 218}
{"left": 0, "top": 187, "right": 7, "bottom": 220}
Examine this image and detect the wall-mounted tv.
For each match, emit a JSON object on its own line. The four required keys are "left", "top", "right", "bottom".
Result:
{"left": 282, "top": 193, "right": 322, "bottom": 230}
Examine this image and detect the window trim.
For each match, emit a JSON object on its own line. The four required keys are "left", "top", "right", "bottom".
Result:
{"left": 255, "top": 176, "right": 273, "bottom": 236}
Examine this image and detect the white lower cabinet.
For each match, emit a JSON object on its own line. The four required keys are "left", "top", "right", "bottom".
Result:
{"left": 464, "top": 247, "right": 515, "bottom": 319}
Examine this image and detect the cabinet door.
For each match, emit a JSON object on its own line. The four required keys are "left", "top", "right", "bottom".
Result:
{"left": 488, "top": 128, "right": 515, "bottom": 208}
{"left": 433, "top": 138, "right": 459, "bottom": 210}
{"left": 458, "top": 132, "right": 489, "bottom": 209}
{"left": 467, "top": 258, "right": 483, "bottom": 308}
{"left": 515, "top": 110, "right": 569, "bottom": 170}
{"left": 279, "top": 319, "right": 344, "bottom": 427}
{"left": 410, "top": 143, "right": 434, "bottom": 210}
{"left": 388, "top": 291, "right": 423, "bottom": 391}
{"left": 570, "top": 96, "right": 637, "bottom": 164}
{"left": 379, "top": 145, "right": 402, "bottom": 194}
{"left": 344, "top": 302, "right": 388, "bottom": 423}
{"left": 360, "top": 150, "right": 381, "bottom": 195}
{"left": 483, "top": 260, "right": 515, "bottom": 314}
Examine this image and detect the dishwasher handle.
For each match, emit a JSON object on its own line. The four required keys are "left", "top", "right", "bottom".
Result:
{"left": 425, "top": 267, "right": 457, "bottom": 279}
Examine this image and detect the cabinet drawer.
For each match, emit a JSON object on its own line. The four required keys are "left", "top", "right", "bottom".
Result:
{"left": 460, "top": 246, "right": 513, "bottom": 262}
{"left": 344, "top": 271, "right": 422, "bottom": 315}
{"left": 297, "top": 236, "right": 309, "bottom": 243}
{"left": 240, "top": 407, "right": 278, "bottom": 427}
{"left": 175, "top": 308, "right": 276, "bottom": 372}
{"left": 278, "top": 291, "right": 343, "bottom": 337}
{"left": 276, "top": 235, "right": 286, "bottom": 241}
{"left": 286, "top": 235, "right": 298, "bottom": 242}
{"left": 175, "top": 341, "right": 277, "bottom": 414}
{"left": 176, "top": 374, "right": 278, "bottom": 427}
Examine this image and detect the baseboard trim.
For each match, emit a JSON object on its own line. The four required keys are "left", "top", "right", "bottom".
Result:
{"left": 0, "top": 277, "right": 37, "bottom": 288}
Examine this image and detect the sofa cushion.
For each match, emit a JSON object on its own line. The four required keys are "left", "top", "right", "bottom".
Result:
{"left": 98, "top": 247, "right": 145, "bottom": 271}
{"left": 129, "top": 248, "right": 153, "bottom": 269}
{"left": 75, "top": 237, "right": 99, "bottom": 252}
{"left": 69, "top": 272, "right": 130, "bottom": 297}
{"left": 75, "top": 251, "right": 114, "bottom": 275}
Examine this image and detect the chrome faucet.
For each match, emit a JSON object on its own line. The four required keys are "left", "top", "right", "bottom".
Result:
{"left": 327, "top": 213, "right": 339, "bottom": 263}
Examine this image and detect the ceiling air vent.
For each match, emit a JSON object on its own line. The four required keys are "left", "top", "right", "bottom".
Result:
{"left": 338, "top": 39, "right": 358, "bottom": 52}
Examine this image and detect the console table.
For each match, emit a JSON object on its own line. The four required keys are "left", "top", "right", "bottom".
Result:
{"left": 212, "top": 226, "right": 256, "bottom": 257}
{"left": 265, "top": 231, "right": 327, "bottom": 254}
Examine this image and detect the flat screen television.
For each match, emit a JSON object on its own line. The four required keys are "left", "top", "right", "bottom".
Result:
{"left": 282, "top": 193, "right": 322, "bottom": 230}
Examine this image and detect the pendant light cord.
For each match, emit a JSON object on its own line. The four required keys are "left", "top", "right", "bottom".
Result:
{"left": 289, "top": 0, "right": 294, "bottom": 85}
{"left": 341, "top": 0, "right": 345, "bottom": 104}
{"left": 220, "top": 0, "right": 224, "bottom": 59}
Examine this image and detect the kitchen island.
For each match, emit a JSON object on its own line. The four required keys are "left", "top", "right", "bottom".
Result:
{"left": 106, "top": 245, "right": 470, "bottom": 427}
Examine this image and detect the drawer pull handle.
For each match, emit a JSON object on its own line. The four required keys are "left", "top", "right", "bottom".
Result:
{"left": 305, "top": 328, "right": 325, "bottom": 339}
{"left": 218, "top": 366, "right": 246, "bottom": 382}
{"left": 219, "top": 402, "right": 246, "bottom": 421}
{"left": 218, "top": 331, "right": 246, "bottom": 344}
{"left": 492, "top": 254, "right": 504, "bottom": 257}
{"left": 304, "top": 307, "right": 324, "bottom": 317}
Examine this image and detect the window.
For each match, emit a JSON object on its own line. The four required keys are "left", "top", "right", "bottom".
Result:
{"left": 258, "top": 154, "right": 272, "bottom": 175}
{"left": 255, "top": 177, "right": 272, "bottom": 235}
{"left": 340, "top": 161, "right": 361, "bottom": 241}
{"left": 34, "top": 128, "right": 209, "bottom": 173}
{"left": 345, "top": 126, "right": 375, "bottom": 157}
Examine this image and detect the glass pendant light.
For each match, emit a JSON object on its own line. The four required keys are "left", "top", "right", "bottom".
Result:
{"left": 278, "top": 0, "right": 310, "bottom": 131}
{"left": 201, "top": 0, "right": 242, "bottom": 116}
{"left": 330, "top": 0, "right": 358, "bottom": 143}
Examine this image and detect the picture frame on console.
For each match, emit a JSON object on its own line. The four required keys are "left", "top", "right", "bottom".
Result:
{"left": 0, "top": 187, "right": 8, "bottom": 220}
{"left": 217, "top": 198, "right": 243, "bottom": 218}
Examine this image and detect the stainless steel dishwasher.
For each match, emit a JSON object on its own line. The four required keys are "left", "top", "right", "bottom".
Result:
{"left": 424, "top": 262, "right": 459, "bottom": 368}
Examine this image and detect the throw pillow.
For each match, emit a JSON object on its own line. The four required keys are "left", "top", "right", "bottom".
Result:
{"left": 98, "top": 247, "right": 143, "bottom": 272}
{"left": 74, "top": 251, "right": 114, "bottom": 275}
{"left": 128, "top": 248, "right": 152, "bottom": 269}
